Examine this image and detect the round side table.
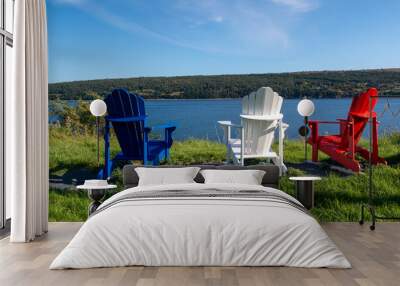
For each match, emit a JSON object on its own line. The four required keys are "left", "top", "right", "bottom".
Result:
{"left": 77, "top": 184, "right": 117, "bottom": 215}
{"left": 289, "top": 176, "right": 321, "bottom": 210}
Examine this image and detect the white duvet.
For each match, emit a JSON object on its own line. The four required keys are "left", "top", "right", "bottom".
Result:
{"left": 50, "top": 183, "right": 351, "bottom": 269}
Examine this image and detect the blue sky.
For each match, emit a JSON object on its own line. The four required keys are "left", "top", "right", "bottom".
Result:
{"left": 47, "top": 0, "right": 400, "bottom": 83}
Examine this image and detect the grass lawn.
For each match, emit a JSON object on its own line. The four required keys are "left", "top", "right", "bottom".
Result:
{"left": 49, "top": 128, "right": 400, "bottom": 222}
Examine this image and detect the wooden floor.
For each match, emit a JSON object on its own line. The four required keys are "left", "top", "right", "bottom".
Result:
{"left": 0, "top": 222, "right": 399, "bottom": 286}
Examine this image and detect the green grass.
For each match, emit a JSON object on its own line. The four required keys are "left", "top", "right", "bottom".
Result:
{"left": 49, "top": 128, "right": 400, "bottom": 222}
{"left": 49, "top": 127, "right": 120, "bottom": 175}
{"left": 169, "top": 139, "right": 226, "bottom": 165}
{"left": 49, "top": 188, "right": 90, "bottom": 221}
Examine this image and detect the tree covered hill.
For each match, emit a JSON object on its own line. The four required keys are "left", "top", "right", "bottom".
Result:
{"left": 49, "top": 68, "right": 400, "bottom": 100}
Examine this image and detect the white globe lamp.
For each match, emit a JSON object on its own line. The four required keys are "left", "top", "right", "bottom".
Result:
{"left": 297, "top": 98, "right": 315, "bottom": 162}
{"left": 90, "top": 99, "right": 107, "bottom": 117}
{"left": 89, "top": 99, "right": 107, "bottom": 167}
{"left": 297, "top": 99, "right": 315, "bottom": 117}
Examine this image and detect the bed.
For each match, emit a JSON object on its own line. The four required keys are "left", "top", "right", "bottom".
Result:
{"left": 50, "top": 165, "right": 351, "bottom": 269}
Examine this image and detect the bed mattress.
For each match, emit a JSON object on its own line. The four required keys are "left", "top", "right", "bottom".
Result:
{"left": 50, "top": 183, "right": 350, "bottom": 269}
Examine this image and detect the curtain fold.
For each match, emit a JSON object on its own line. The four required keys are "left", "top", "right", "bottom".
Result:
{"left": 8, "top": 0, "right": 49, "bottom": 242}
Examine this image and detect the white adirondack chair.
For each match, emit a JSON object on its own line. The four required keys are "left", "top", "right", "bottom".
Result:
{"left": 218, "top": 87, "right": 288, "bottom": 173}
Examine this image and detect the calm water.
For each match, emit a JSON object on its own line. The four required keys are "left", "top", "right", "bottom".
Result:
{"left": 52, "top": 98, "right": 400, "bottom": 141}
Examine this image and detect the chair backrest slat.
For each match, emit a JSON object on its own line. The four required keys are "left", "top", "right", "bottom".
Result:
{"left": 105, "top": 89, "right": 146, "bottom": 158}
{"left": 341, "top": 88, "right": 378, "bottom": 147}
{"left": 241, "top": 87, "right": 283, "bottom": 155}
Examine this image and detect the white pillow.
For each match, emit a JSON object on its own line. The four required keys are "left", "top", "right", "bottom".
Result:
{"left": 136, "top": 167, "right": 201, "bottom": 186}
{"left": 200, "top": 169, "right": 266, "bottom": 185}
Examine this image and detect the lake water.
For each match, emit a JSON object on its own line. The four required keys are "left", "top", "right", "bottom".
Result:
{"left": 52, "top": 98, "right": 400, "bottom": 141}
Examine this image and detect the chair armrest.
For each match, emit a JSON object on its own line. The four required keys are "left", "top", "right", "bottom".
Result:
{"left": 240, "top": 114, "right": 283, "bottom": 121}
{"left": 218, "top": 121, "right": 242, "bottom": 152}
{"left": 145, "top": 122, "right": 176, "bottom": 133}
{"left": 280, "top": 122, "right": 289, "bottom": 141}
{"left": 106, "top": 115, "right": 147, "bottom": 122}
{"left": 144, "top": 123, "right": 176, "bottom": 150}
{"left": 218, "top": 121, "right": 243, "bottom": 129}
{"left": 308, "top": 120, "right": 340, "bottom": 125}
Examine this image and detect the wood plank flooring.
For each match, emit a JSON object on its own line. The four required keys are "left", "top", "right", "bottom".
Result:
{"left": 0, "top": 222, "right": 399, "bottom": 286}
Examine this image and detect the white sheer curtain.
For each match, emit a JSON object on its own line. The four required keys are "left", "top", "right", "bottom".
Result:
{"left": 7, "top": 0, "right": 48, "bottom": 242}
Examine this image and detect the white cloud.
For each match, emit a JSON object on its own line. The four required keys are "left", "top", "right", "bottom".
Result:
{"left": 271, "top": 0, "right": 318, "bottom": 12}
{"left": 174, "top": 0, "right": 292, "bottom": 50}
{"left": 50, "top": 0, "right": 318, "bottom": 55}
{"left": 51, "top": 0, "right": 221, "bottom": 53}
{"left": 213, "top": 16, "right": 224, "bottom": 23}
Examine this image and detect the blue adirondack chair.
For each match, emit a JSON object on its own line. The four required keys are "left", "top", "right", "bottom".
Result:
{"left": 98, "top": 89, "right": 176, "bottom": 179}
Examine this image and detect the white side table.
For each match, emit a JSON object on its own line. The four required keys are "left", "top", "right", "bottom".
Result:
{"left": 77, "top": 184, "right": 117, "bottom": 215}
{"left": 289, "top": 176, "right": 321, "bottom": 210}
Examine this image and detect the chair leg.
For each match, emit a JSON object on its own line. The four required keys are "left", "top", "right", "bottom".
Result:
{"left": 356, "top": 146, "right": 387, "bottom": 165}
{"left": 152, "top": 154, "right": 161, "bottom": 166}
{"left": 226, "top": 147, "right": 230, "bottom": 164}
{"left": 147, "top": 152, "right": 161, "bottom": 166}
{"left": 281, "top": 163, "right": 287, "bottom": 174}
{"left": 102, "top": 159, "right": 113, "bottom": 180}
{"left": 272, "top": 157, "right": 286, "bottom": 175}
{"left": 312, "top": 143, "right": 319, "bottom": 162}
{"left": 103, "top": 120, "right": 111, "bottom": 179}
{"left": 224, "top": 142, "right": 232, "bottom": 164}
{"left": 240, "top": 128, "right": 245, "bottom": 166}
{"left": 97, "top": 169, "right": 104, "bottom": 179}
{"left": 143, "top": 132, "right": 149, "bottom": 166}
{"left": 108, "top": 160, "right": 114, "bottom": 179}
{"left": 164, "top": 147, "right": 169, "bottom": 161}
{"left": 144, "top": 158, "right": 150, "bottom": 166}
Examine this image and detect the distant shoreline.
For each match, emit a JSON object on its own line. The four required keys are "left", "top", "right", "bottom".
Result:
{"left": 49, "top": 69, "right": 400, "bottom": 101}
{"left": 49, "top": 68, "right": 400, "bottom": 85}
{"left": 124, "top": 98, "right": 242, "bottom": 101}
{"left": 50, "top": 96, "right": 400, "bottom": 102}
{"left": 49, "top": 98, "right": 242, "bottom": 101}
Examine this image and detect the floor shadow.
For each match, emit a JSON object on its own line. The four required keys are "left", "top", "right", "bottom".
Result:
{"left": 50, "top": 165, "right": 98, "bottom": 188}
{"left": 49, "top": 160, "right": 130, "bottom": 188}
{"left": 286, "top": 159, "right": 354, "bottom": 177}
{"left": 286, "top": 162, "right": 330, "bottom": 176}
{"left": 385, "top": 153, "right": 400, "bottom": 165}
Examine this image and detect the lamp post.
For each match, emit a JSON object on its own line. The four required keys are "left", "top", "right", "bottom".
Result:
{"left": 89, "top": 99, "right": 107, "bottom": 167}
{"left": 359, "top": 94, "right": 400, "bottom": 230}
{"left": 297, "top": 99, "right": 315, "bottom": 162}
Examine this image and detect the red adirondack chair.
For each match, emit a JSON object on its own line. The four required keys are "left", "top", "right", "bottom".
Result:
{"left": 307, "top": 88, "right": 387, "bottom": 172}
